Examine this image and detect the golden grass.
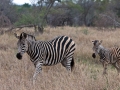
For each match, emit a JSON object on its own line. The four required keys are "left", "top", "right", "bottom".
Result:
{"left": 0, "top": 26, "right": 120, "bottom": 90}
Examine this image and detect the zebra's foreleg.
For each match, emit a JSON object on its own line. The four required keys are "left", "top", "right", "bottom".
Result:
{"left": 33, "top": 62, "right": 42, "bottom": 80}
{"left": 102, "top": 61, "right": 108, "bottom": 75}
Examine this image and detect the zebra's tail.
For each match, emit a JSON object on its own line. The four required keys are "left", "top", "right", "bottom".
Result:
{"left": 71, "top": 57, "right": 75, "bottom": 71}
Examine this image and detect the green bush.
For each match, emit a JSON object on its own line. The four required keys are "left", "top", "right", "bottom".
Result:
{"left": 15, "top": 12, "right": 44, "bottom": 26}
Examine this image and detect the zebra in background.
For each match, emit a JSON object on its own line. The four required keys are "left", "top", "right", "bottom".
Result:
{"left": 92, "top": 40, "right": 120, "bottom": 75}
{"left": 15, "top": 32, "right": 76, "bottom": 80}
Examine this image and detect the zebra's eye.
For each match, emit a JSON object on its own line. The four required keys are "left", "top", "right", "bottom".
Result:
{"left": 21, "top": 43, "right": 25, "bottom": 46}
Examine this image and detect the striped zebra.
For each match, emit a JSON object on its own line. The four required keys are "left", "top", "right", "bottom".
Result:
{"left": 92, "top": 40, "right": 120, "bottom": 75}
{"left": 15, "top": 32, "right": 76, "bottom": 80}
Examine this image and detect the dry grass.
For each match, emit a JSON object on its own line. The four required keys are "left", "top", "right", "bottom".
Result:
{"left": 0, "top": 26, "right": 120, "bottom": 90}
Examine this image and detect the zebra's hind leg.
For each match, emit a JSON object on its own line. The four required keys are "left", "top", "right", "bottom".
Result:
{"left": 61, "top": 57, "right": 71, "bottom": 71}
{"left": 33, "top": 62, "right": 42, "bottom": 80}
{"left": 67, "top": 57, "right": 75, "bottom": 72}
{"left": 61, "top": 58, "right": 67, "bottom": 67}
{"left": 64, "top": 57, "right": 74, "bottom": 72}
{"left": 71, "top": 57, "right": 75, "bottom": 71}
{"left": 61, "top": 57, "right": 74, "bottom": 72}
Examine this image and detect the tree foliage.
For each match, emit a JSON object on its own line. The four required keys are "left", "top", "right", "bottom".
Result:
{"left": 0, "top": 0, "right": 120, "bottom": 30}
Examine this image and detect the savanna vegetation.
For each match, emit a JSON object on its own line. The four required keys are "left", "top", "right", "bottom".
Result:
{"left": 0, "top": 26, "right": 120, "bottom": 90}
{"left": 1, "top": 0, "right": 120, "bottom": 33}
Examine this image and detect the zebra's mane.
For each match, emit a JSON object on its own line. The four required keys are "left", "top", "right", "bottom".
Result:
{"left": 99, "top": 45, "right": 106, "bottom": 51}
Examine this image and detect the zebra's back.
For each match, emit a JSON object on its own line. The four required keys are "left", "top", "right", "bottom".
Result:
{"left": 43, "top": 36, "right": 75, "bottom": 66}
{"left": 109, "top": 47, "right": 120, "bottom": 63}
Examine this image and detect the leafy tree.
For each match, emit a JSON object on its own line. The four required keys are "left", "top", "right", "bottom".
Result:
{"left": 28, "top": 0, "right": 61, "bottom": 31}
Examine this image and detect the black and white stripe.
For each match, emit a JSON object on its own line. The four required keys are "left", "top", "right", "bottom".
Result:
{"left": 92, "top": 40, "right": 120, "bottom": 75}
{"left": 15, "top": 32, "right": 76, "bottom": 79}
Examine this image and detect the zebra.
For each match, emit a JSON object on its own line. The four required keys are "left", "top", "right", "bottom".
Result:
{"left": 15, "top": 32, "right": 76, "bottom": 80}
{"left": 92, "top": 40, "right": 120, "bottom": 75}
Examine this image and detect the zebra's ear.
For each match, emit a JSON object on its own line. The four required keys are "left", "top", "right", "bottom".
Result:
{"left": 20, "top": 32, "right": 27, "bottom": 40}
{"left": 92, "top": 40, "right": 95, "bottom": 43}
{"left": 14, "top": 33, "right": 20, "bottom": 39}
{"left": 99, "top": 40, "right": 102, "bottom": 44}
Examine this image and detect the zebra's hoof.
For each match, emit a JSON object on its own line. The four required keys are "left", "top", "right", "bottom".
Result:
{"left": 16, "top": 53, "right": 22, "bottom": 60}
{"left": 92, "top": 53, "right": 96, "bottom": 58}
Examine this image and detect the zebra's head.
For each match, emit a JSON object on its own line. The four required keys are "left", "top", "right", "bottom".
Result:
{"left": 14, "top": 32, "right": 36, "bottom": 41}
{"left": 15, "top": 32, "right": 35, "bottom": 60}
{"left": 92, "top": 40, "right": 103, "bottom": 58}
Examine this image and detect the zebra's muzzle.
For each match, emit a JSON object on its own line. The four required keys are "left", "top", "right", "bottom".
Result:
{"left": 16, "top": 53, "right": 22, "bottom": 60}
{"left": 92, "top": 53, "right": 96, "bottom": 58}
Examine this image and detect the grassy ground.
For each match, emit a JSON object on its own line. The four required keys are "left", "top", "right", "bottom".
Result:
{"left": 0, "top": 26, "right": 120, "bottom": 90}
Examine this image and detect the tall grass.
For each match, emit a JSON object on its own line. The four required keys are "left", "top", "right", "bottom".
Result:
{"left": 0, "top": 26, "right": 120, "bottom": 90}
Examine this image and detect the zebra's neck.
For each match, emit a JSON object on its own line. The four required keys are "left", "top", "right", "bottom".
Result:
{"left": 27, "top": 40, "right": 35, "bottom": 55}
{"left": 26, "top": 41, "right": 44, "bottom": 60}
{"left": 98, "top": 45, "right": 109, "bottom": 60}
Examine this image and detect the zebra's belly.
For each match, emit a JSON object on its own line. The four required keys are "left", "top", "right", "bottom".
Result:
{"left": 43, "top": 58, "right": 63, "bottom": 66}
